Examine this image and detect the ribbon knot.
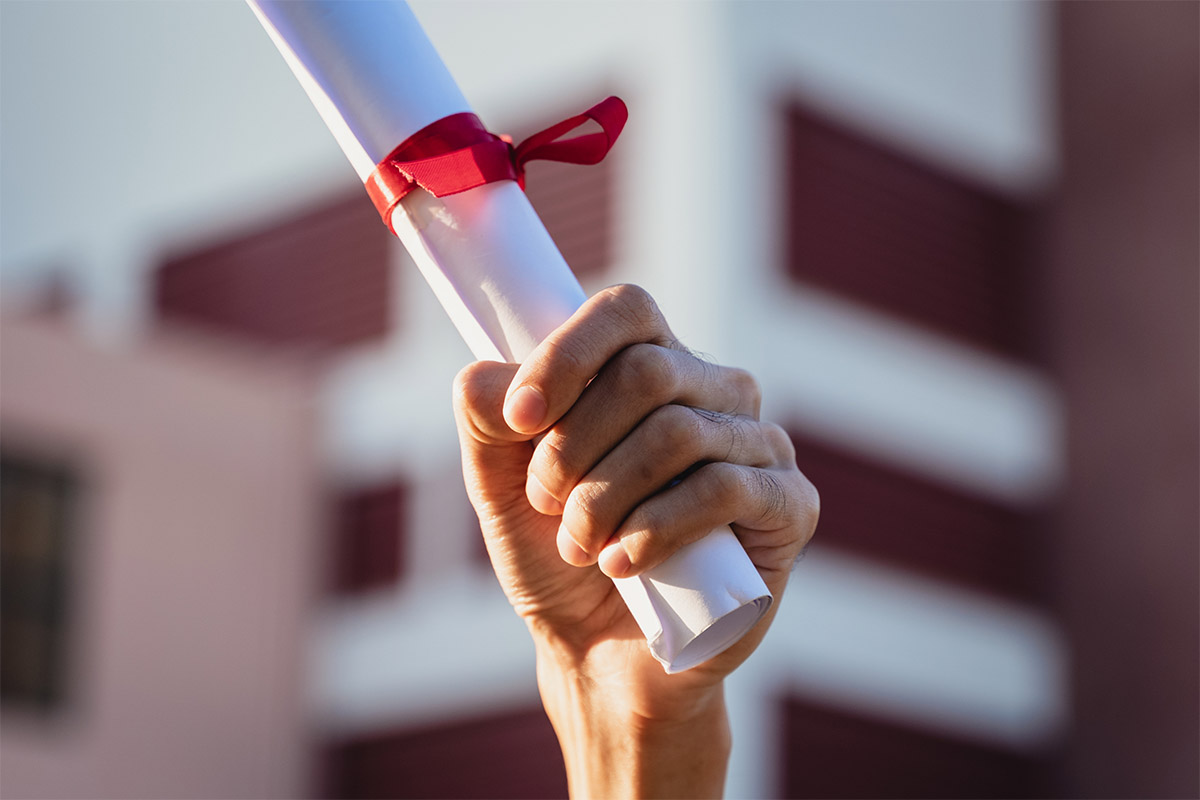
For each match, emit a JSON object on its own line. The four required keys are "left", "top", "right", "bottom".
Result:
{"left": 366, "top": 96, "right": 627, "bottom": 232}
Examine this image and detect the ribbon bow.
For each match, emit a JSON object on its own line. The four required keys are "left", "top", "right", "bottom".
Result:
{"left": 366, "top": 96, "right": 627, "bottom": 232}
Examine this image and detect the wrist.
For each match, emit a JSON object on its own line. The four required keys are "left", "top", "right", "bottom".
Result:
{"left": 532, "top": 633, "right": 731, "bottom": 798}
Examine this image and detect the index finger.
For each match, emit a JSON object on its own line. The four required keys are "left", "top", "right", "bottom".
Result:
{"left": 502, "top": 284, "right": 681, "bottom": 434}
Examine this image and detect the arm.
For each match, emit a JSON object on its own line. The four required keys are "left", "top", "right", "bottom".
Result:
{"left": 534, "top": 637, "right": 731, "bottom": 798}
{"left": 452, "top": 284, "right": 819, "bottom": 798}
{"left": 537, "top": 647, "right": 724, "bottom": 796}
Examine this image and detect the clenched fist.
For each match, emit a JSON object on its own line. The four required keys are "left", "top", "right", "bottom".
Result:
{"left": 453, "top": 284, "right": 818, "bottom": 798}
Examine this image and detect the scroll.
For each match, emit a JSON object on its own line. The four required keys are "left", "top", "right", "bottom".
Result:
{"left": 247, "top": 0, "right": 770, "bottom": 673}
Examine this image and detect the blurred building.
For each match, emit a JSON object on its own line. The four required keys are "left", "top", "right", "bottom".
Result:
{"left": 1, "top": 316, "right": 320, "bottom": 799}
{"left": 1, "top": 2, "right": 1195, "bottom": 799}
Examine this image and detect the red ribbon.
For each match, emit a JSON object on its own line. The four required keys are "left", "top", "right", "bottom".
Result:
{"left": 366, "top": 96, "right": 627, "bottom": 232}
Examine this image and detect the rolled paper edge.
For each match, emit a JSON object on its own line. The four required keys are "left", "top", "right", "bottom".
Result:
{"left": 614, "top": 528, "right": 773, "bottom": 673}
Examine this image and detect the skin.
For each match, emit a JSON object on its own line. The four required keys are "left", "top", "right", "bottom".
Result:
{"left": 452, "top": 284, "right": 820, "bottom": 798}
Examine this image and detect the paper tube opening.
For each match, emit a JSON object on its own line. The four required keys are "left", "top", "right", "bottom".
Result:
{"left": 662, "top": 597, "right": 771, "bottom": 674}
{"left": 614, "top": 528, "right": 773, "bottom": 673}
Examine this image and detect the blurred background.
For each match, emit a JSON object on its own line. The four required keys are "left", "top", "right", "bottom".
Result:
{"left": 1, "top": 1, "right": 1195, "bottom": 798}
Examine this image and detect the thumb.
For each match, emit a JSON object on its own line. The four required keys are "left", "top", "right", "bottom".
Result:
{"left": 453, "top": 360, "right": 529, "bottom": 447}
{"left": 453, "top": 360, "right": 538, "bottom": 515}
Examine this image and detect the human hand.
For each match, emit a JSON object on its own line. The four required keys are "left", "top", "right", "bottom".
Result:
{"left": 452, "top": 284, "right": 818, "bottom": 796}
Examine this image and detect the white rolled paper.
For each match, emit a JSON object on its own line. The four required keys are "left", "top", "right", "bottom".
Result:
{"left": 248, "top": 0, "right": 771, "bottom": 673}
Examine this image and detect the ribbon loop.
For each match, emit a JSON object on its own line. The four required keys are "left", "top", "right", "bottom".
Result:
{"left": 514, "top": 95, "right": 628, "bottom": 167}
{"left": 366, "top": 96, "right": 627, "bottom": 232}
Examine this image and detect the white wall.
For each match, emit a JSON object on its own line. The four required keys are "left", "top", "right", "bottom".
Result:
{"left": 0, "top": 1, "right": 352, "bottom": 337}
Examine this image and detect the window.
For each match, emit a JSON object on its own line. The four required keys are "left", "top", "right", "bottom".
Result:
{"left": 331, "top": 481, "right": 406, "bottom": 595}
{"left": 780, "top": 695, "right": 1051, "bottom": 798}
{"left": 156, "top": 192, "right": 394, "bottom": 350}
{"left": 322, "top": 706, "right": 566, "bottom": 799}
{"left": 785, "top": 103, "right": 1037, "bottom": 358}
{"left": 790, "top": 431, "right": 1045, "bottom": 602}
{"left": 0, "top": 451, "right": 83, "bottom": 713}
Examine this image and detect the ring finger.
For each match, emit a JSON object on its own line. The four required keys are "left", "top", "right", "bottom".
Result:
{"left": 527, "top": 343, "right": 761, "bottom": 516}
{"left": 555, "top": 408, "right": 792, "bottom": 565}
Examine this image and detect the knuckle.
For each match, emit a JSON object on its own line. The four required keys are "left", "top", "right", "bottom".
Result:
{"left": 612, "top": 343, "right": 676, "bottom": 399}
{"left": 563, "top": 484, "right": 609, "bottom": 548}
{"left": 648, "top": 404, "right": 702, "bottom": 453}
{"left": 760, "top": 422, "right": 796, "bottom": 465}
{"left": 691, "top": 407, "right": 744, "bottom": 463}
{"left": 753, "top": 470, "right": 790, "bottom": 527}
{"left": 702, "top": 462, "right": 746, "bottom": 509}
{"left": 625, "top": 504, "right": 662, "bottom": 540}
{"left": 698, "top": 407, "right": 735, "bottom": 454}
{"left": 451, "top": 363, "right": 513, "bottom": 443}
{"left": 530, "top": 434, "right": 577, "bottom": 496}
{"left": 694, "top": 354, "right": 719, "bottom": 383}
{"left": 604, "top": 284, "right": 662, "bottom": 330}
{"left": 608, "top": 282, "right": 655, "bottom": 312}
{"left": 618, "top": 507, "right": 673, "bottom": 573}
{"left": 798, "top": 472, "right": 821, "bottom": 530}
{"left": 452, "top": 361, "right": 492, "bottom": 407}
{"left": 726, "top": 413, "right": 749, "bottom": 462}
{"left": 547, "top": 337, "right": 592, "bottom": 384}
{"left": 618, "top": 525, "right": 653, "bottom": 568}
{"left": 728, "top": 367, "right": 762, "bottom": 416}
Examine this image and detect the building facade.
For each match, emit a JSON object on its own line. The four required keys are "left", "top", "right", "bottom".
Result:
{"left": 2, "top": 2, "right": 1195, "bottom": 798}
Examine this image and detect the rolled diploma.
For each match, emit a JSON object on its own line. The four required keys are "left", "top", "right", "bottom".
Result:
{"left": 248, "top": 0, "right": 771, "bottom": 673}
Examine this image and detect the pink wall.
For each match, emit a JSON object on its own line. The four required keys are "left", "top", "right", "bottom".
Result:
{"left": 1, "top": 316, "right": 321, "bottom": 799}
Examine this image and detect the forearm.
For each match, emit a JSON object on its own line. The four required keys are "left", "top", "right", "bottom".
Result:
{"left": 534, "top": 638, "right": 731, "bottom": 799}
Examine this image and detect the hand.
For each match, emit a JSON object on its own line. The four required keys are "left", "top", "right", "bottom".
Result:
{"left": 452, "top": 284, "right": 819, "bottom": 797}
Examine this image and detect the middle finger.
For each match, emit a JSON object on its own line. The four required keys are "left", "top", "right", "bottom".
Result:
{"left": 525, "top": 343, "right": 761, "bottom": 515}
{"left": 556, "top": 405, "right": 789, "bottom": 564}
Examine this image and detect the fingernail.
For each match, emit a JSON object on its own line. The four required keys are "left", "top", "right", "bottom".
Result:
{"left": 556, "top": 524, "right": 591, "bottom": 566}
{"left": 504, "top": 385, "right": 547, "bottom": 432}
{"left": 598, "top": 540, "right": 632, "bottom": 579}
{"left": 526, "top": 473, "right": 563, "bottom": 515}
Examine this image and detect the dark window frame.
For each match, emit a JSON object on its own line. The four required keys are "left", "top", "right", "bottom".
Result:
{"left": 783, "top": 101, "right": 1041, "bottom": 359}
{"left": 0, "top": 449, "right": 85, "bottom": 715}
